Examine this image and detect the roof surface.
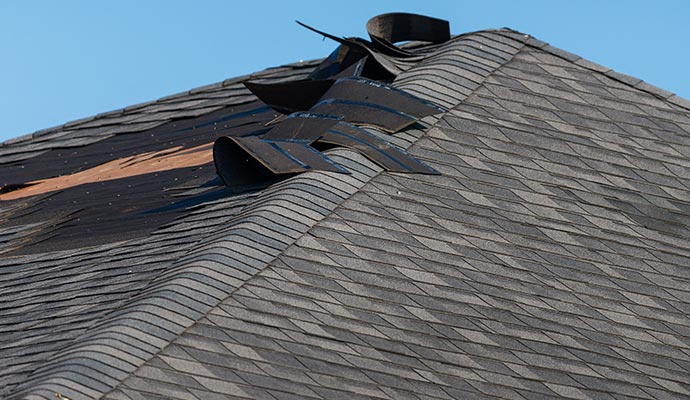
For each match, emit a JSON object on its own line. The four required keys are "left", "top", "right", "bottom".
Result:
{"left": 3, "top": 15, "right": 690, "bottom": 400}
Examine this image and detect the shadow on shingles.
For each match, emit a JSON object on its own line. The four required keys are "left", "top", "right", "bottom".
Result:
{"left": 608, "top": 198, "right": 690, "bottom": 237}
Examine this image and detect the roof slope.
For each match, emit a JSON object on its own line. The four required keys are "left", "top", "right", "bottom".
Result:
{"left": 3, "top": 16, "right": 690, "bottom": 400}
{"left": 0, "top": 60, "right": 320, "bottom": 396}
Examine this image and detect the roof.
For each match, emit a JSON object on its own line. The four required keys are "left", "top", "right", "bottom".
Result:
{"left": 3, "top": 12, "right": 690, "bottom": 400}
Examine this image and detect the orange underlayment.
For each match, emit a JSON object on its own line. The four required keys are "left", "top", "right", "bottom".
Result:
{"left": 0, "top": 142, "right": 214, "bottom": 201}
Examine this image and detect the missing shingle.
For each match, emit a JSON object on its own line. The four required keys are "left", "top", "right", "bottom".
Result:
{"left": 0, "top": 144, "right": 214, "bottom": 201}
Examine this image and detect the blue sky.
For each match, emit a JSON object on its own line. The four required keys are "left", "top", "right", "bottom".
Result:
{"left": 1, "top": 1, "right": 689, "bottom": 142}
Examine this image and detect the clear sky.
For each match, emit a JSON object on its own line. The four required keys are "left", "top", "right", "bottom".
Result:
{"left": 1, "top": 1, "right": 689, "bottom": 142}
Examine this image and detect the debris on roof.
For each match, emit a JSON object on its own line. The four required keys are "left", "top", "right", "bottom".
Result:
{"left": 216, "top": 75, "right": 443, "bottom": 190}
{"left": 217, "top": 14, "right": 452, "bottom": 191}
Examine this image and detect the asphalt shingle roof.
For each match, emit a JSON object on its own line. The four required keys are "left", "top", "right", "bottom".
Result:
{"left": 2, "top": 15, "right": 690, "bottom": 400}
